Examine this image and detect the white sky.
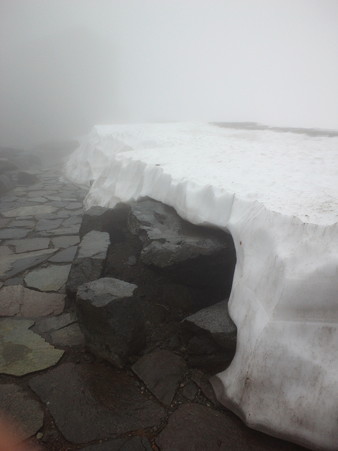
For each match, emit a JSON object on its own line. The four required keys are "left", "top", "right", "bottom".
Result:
{"left": 1, "top": 0, "right": 338, "bottom": 147}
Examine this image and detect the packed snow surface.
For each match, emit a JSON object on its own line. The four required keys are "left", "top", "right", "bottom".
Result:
{"left": 67, "top": 123, "right": 338, "bottom": 225}
{"left": 65, "top": 123, "right": 338, "bottom": 450}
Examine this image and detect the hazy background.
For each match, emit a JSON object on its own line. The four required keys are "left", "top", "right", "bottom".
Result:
{"left": 1, "top": 0, "right": 338, "bottom": 148}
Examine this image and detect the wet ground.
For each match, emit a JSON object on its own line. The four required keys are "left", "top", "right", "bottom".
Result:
{"left": 0, "top": 153, "right": 307, "bottom": 450}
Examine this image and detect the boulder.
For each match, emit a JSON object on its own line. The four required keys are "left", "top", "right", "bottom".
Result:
{"left": 127, "top": 199, "right": 235, "bottom": 297}
{"left": 182, "top": 300, "right": 237, "bottom": 350}
{"left": 66, "top": 230, "right": 110, "bottom": 297}
{"left": 76, "top": 277, "right": 145, "bottom": 367}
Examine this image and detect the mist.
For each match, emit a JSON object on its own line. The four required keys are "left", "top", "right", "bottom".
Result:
{"left": 1, "top": 0, "right": 338, "bottom": 148}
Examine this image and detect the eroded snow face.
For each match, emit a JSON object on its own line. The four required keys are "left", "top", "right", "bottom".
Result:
{"left": 65, "top": 123, "right": 338, "bottom": 450}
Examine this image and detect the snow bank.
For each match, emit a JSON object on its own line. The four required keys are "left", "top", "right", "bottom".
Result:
{"left": 65, "top": 123, "right": 338, "bottom": 450}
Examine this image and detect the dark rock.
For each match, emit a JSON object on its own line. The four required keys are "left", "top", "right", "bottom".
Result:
{"left": 79, "top": 204, "right": 130, "bottom": 240}
{"left": 17, "top": 171, "right": 39, "bottom": 185}
{"left": 181, "top": 381, "right": 198, "bottom": 401}
{"left": 66, "top": 231, "right": 110, "bottom": 297}
{"left": 0, "top": 383, "right": 44, "bottom": 443}
{"left": 128, "top": 199, "right": 235, "bottom": 299}
{"left": 190, "top": 369, "right": 219, "bottom": 405}
{"left": 29, "top": 362, "right": 166, "bottom": 443}
{"left": 76, "top": 277, "right": 145, "bottom": 367}
{"left": 132, "top": 349, "right": 187, "bottom": 406}
{"left": 81, "top": 436, "right": 152, "bottom": 451}
{"left": 185, "top": 334, "right": 232, "bottom": 373}
{"left": 157, "top": 403, "right": 303, "bottom": 451}
{"left": 180, "top": 304, "right": 237, "bottom": 373}
{"left": 183, "top": 300, "right": 237, "bottom": 350}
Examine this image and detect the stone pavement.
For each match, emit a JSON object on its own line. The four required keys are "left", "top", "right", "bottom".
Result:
{"left": 0, "top": 160, "right": 307, "bottom": 450}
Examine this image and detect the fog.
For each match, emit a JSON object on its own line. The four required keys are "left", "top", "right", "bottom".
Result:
{"left": 1, "top": 0, "right": 338, "bottom": 148}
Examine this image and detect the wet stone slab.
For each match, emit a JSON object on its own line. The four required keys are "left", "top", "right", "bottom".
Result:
{"left": 0, "top": 318, "right": 64, "bottom": 376}
{"left": 29, "top": 362, "right": 166, "bottom": 443}
{"left": 27, "top": 191, "right": 50, "bottom": 197}
{"left": 28, "top": 197, "right": 47, "bottom": 203}
{"left": 0, "top": 285, "right": 64, "bottom": 317}
{"left": 48, "top": 245, "right": 77, "bottom": 263}
{"left": 24, "top": 264, "right": 71, "bottom": 291}
{"left": 37, "top": 225, "right": 80, "bottom": 236}
{"left": 132, "top": 350, "right": 187, "bottom": 406}
{"left": 3, "top": 276, "right": 24, "bottom": 286}
{"left": 8, "top": 220, "right": 36, "bottom": 228}
{"left": 0, "top": 218, "right": 10, "bottom": 228}
{"left": 65, "top": 202, "right": 83, "bottom": 210}
{"left": 51, "top": 235, "right": 80, "bottom": 248}
{"left": 62, "top": 215, "right": 82, "bottom": 227}
{"left": 34, "top": 312, "right": 76, "bottom": 335}
{"left": 35, "top": 218, "right": 63, "bottom": 231}
{"left": 0, "top": 228, "right": 29, "bottom": 239}
{"left": 2, "top": 205, "right": 58, "bottom": 217}
{"left": 0, "top": 384, "right": 44, "bottom": 443}
{"left": 6, "top": 238, "right": 50, "bottom": 253}
{"left": 0, "top": 248, "right": 57, "bottom": 280}
{"left": 81, "top": 436, "right": 152, "bottom": 451}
